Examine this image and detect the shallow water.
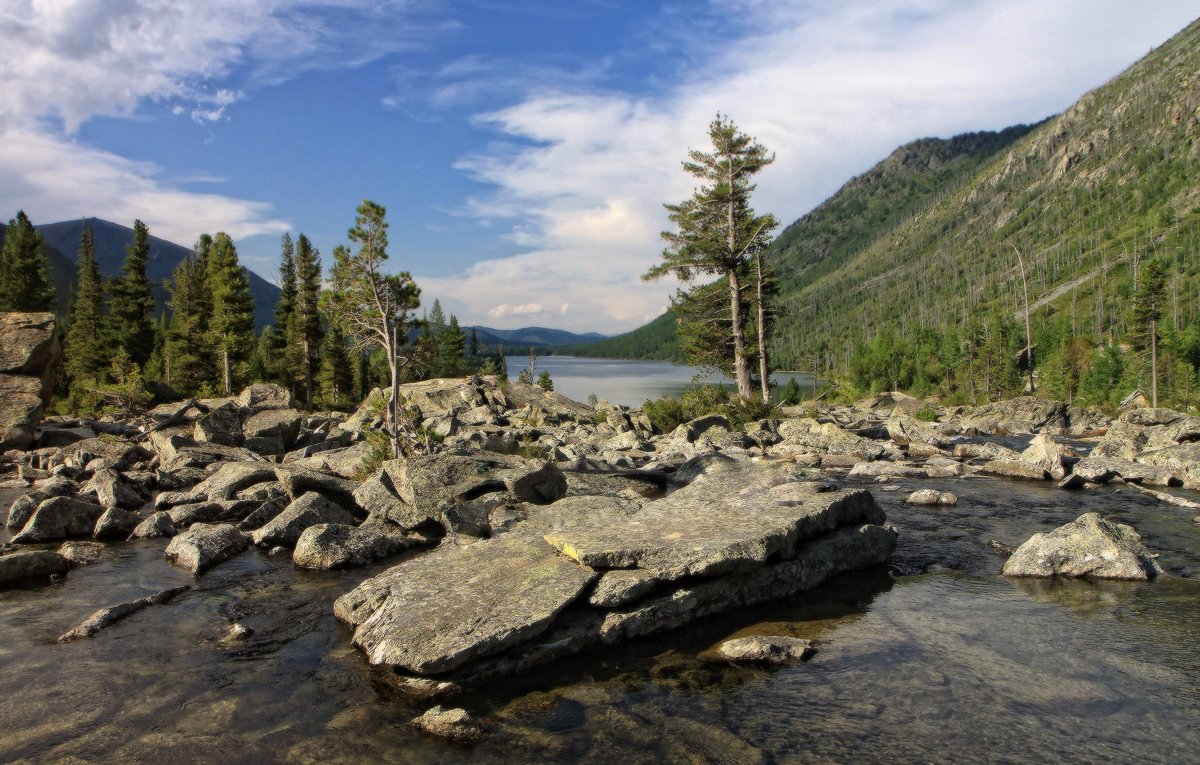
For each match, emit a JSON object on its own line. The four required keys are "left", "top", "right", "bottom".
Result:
{"left": 1, "top": 469, "right": 1198, "bottom": 764}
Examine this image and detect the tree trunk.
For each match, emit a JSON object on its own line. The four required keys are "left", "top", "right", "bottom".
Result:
{"left": 389, "top": 324, "right": 401, "bottom": 458}
{"left": 755, "top": 250, "right": 769, "bottom": 400}
{"left": 222, "top": 349, "right": 231, "bottom": 395}
{"left": 727, "top": 267, "right": 752, "bottom": 399}
{"left": 1151, "top": 317, "right": 1159, "bottom": 408}
{"left": 304, "top": 340, "right": 314, "bottom": 411}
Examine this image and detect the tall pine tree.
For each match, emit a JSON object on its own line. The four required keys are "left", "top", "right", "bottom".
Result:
{"left": 63, "top": 224, "right": 108, "bottom": 390}
{"left": 109, "top": 219, "right": 156, "bottom": 366}
{"left": 165, "top": 241, "right": 215, "bottom": 395}
{"left": 0, "top": 211, "right": 56, "bottom": 312}
{"left": 294, "top": 233, "right": 324, "bottom": 409}
{"left": 272, "top": 233, "right": 299, "bottom": 388}
{"left": 207, "top": 232, "right": 256, "bottom": 395}
{"left": 1131, "top": 258, "right": 1167, "bottom": 407}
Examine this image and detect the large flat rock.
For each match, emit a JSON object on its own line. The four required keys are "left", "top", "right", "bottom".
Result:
{"left": 543, "top": 464, "right": 884, "bottom": 580}
{"left": 336, "top": 532, "right": 598, "bottom": 675}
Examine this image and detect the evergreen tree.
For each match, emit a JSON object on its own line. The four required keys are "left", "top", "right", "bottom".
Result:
{"left": 206, "top": 232, "right": 256, "bottom": 395}
{"left": 165, "top": 239, "right": 215, "bottom": 395}
{"left": 143, "top": 311, "right": 168, "bottom": 383}
{"left": 316, "top": 313, "right": 353, "bottom": 411}
{"left": 469, "top": 327, "right": 480, "bottom": 360}
{"left": 325, "top": 201, "right": 422, "bottom": 456}
{"left": 294, "top": 233, "right": 324, "bottom": 408}
{"left": 537, "top": 369, "right": 554, "bottom": 391}
{"left": 436, "top": 314, "right": 467, "bottom": 377}
{"left": 272, "top": 233, "right": 298, "bottom": 388}
{"left": 109, "top": 219, "right": 156, "bottom": 366}
{"left": 643, "top": 114, "right": 779, "bottom": 399}
{"left": 0, "top": 210, "right": 56, "bottom": 312}
{"left": 497, "top": 343, "right": 508, "bottom": 380}
{"left": 1131, "top": 258, "right": 1167, "bottom": 407}
{"left": 63, "top": 224, "right": 108, "bottom": 392}
{"left": 248, "top": 327, "right": 274, "bottom": 383}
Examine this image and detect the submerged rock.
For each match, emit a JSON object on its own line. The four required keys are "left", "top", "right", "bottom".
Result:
{"left": 713, "top": 635, "right": 816, "bottom": 665}
{"left": 1002, "top": 512, "right": 1163, "bottom": 580}
{"left": 0, "top": 549, "right": 69, "bottom": 585}
{"left": 411, "top": 706, "right": 487, "bottom": 742}
{"left": 57, "top": 585, "right": 190, "bottom": 642}
{"left": 904, "top": 489, "right": 957, "bottom": 506}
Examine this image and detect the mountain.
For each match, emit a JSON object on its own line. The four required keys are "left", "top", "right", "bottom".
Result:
{"left": 469, "top": 326, "right": 607, "bottom": 348}
{"left": 768, "top": 16, "right": 1200, "bottom": 373}
{"left": 0, "top": 217, "right": 280, "bottom": 331}
{"left": 592, "top": 16, "right": 1200, "bottom": 375}
{"left": 554, "top": 311, "right": 685, "bottom": 361}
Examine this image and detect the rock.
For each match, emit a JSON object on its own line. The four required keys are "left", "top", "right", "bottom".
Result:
{"left": 238, "top": 382, "right": 293, "bottom": 413}
{"left": 713, "top": 635, "right": 816, "bottom": 665}
{"left": 242, "top": 409, "right": 304, "bottom": 454}
{"left": 251, "top": 492, "right": 356, "bottom": 549}
{"left": 1071, "top": 456, "right": 1179, "bottom": 487}
{"left": 847, "top": 461, "right": 928, "bottom": 478}
{"left": 167, "top": 500, "right": 260, "bottom": 528}
{"left": 193, "top": 462, "right": 280, "bottom": 501}
{"left": 86, "top": 468, "right": 145, "bottom": 509}
{"left": 1017, "top": 433, "right": 1079, "bottom": 481}
{"left": 193, "top": 403, "right": 244, "bottom": 447}
{"left": 57, "top": 437, "right": 150, "bottom": 472}
{"left": 5, "top": 476, "right": 79, "bottom": 528}
{"left": 588, "top": 569, "right": 660, "bottom": 608}
{"left": 11, "top": 496, "right": 104, "bottom": 543}
{"left": 92, "top": 507, "right": 142, "bottom": 539}
{"left": 0, "top": 549, "right": 69, "bottom": 585}
{"left": 411, "top": 706, "right": 487, "bottom": 742}
{"left": 130, "top": 511, "right": 177, "bottom": 539}
{"left": 904, "top": 489, "right": 957, "bottom": 506}
{"left": 1135, "top": 443, "right": 1200, "bottom": 488}
{"left": 57, "top": 585, "right": 190, "bottom": 642}
{"left": 0, "top": 313, "right": 60, "bottom": 451}
{"left": 57, "top": 540, "right": 105, "bottom": 566}
{"left": 164, "top": 523, "right": 250, "bottom": 574}
{"left": 776, "top": 418, "right": 886, "bottom": 460}
{"left": 979, "top": 460, "right": 1049, "bottom": 481}
{"left": 952, "top": 441, "right": 1021, "bottom": 461}
{"left": 959, "top": 397, "right": 1068, "bottom": 435}
{"left": 275, "top": 467, "right": 360, "bottom": 510}
{"left": 335, "top": 531, "right": 599, "bottom": 674}
{"left": 1002, "top": 512, "right": 1164, "bottom": 580}
{"left": 227, "top": 623, "right": 254, "bottom": 640}
{"left": 292, "top": 523, "right": 410, "bottom": 570}
{"left": 0, "top": 374, "right": 47, "bottom": 451}
{"left": 886, "top": 415, "right": 956, "bottom": 447}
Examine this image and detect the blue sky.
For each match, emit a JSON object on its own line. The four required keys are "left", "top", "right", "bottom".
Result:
{"left": 1, "top": 1, "right": 1196, "bottom": 332}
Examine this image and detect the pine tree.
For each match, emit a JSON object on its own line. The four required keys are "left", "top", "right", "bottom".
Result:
{"left": 63, "top": 224, "right": 108, "bottom": 393}
{"left": 109, "top": 219, "right": 156, "bottom": 366}
{"left": 643, "top": 114, "right": 779, "bottom": 399}
{"left": 272, "top": 233, "right": 299, "bottom": 388}
{"left": 1131, "top": 258, "right": 1167, "bottom": 407}
{"left": 537, "top": 369, "right": 554, "bottom": 391}
{"left": 316, "top": 314, "right": 353, "bottom": 411}
{"left": 0, "top": 210, "right": 56, "bottom": 312}
{"left": 294, "top": 233, "right": 324, "bottom": 409}
{"left": 207, "top": 232, "right": 256, "bottom": 395}
{"left": 436, "top": 314, "right": 467, "bottom": 377}
{"left": 165, "top": 238, "right": 215, "bottom": 395}
{"left": 325, "top": 201, "right": 422, "bottom": 456}
{"left": 469, "top": 327, "right": 480, "bottom": 360}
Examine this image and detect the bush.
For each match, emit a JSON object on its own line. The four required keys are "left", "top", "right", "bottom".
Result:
{"left": 642, "top": 384, "right": 771, "bottom": 434}
{"left": 914, "top": 404, "right": 940, "bottom": 422}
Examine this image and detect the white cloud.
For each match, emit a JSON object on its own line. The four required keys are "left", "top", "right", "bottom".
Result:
{"left": 419, "top": 0, "right": 1198, "bottom": 333}
{"left": 0, "top": 127, "right": 289, "bottom": 244}
{"left": 488, "top": 302, "right": 544, "bottom": 318}
{"left": 0, "top": 0, "right": 438, "bottom": 244}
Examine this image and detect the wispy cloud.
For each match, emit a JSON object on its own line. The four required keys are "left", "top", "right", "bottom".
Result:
{"left": 0, "top": 0, "right": 443, "bottom": 243}
{"left": 417, "top": 0, "right": 1198, "bottom": 332}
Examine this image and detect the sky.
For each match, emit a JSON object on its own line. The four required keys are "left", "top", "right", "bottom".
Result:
{"left": 1, "top": 1, "right": 1196, "bottom": 334}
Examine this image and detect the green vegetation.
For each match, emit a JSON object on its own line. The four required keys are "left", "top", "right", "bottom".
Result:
{"left": 644, "top": 114, "right": 779, "bottom": 399}
{"left": 0, "top": 210, "right": 55, "bottom": 312}
{"left": 642, "top": 384, "right": 771, "bottom": 434}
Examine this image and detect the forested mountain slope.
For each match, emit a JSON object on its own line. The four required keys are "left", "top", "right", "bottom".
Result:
{"left": 770, "top": 16, "right": 1200, "bottom": 374}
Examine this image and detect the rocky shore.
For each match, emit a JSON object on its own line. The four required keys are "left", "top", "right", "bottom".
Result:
{"left": 1, "top": 314, "right": 1191, "bottom": 714}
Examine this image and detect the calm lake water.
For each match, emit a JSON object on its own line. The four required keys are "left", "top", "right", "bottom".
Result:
{"left": 2, "top": 461, "right": 1198, "bottom": 763}
{"left": 505, "top": 355, "right": 816, "bottom": 407}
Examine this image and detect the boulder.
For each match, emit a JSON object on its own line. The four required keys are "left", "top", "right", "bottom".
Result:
{"left": 243, "top": 409, "right": 304, "bottom": 454}
{"left": 847, "top": 461, "right": 928, "bottom": 478}
{"left": 193, "top": 462, "right": 280, "bottom": 501}
{"left": 130, "top": 511, "right": 176, "bottom": 539}
{"left": 57, "top": 540, "right": 104, "bottom": 566}
{"left": 952, "top": 441, "right": 1021, "bottom": 462}
{"left": 905, "top": 489, "right": 957, "bottom": 506}
{"left": 1071, "top": 456, "right": 1179, "bottom": 487}
{"left": 1017, "top": 434, "right": 1078, "bottom": 481}
{"left": 959, "top": 397, "right": 1068, "bottom": 435}
{"left": 56, "top": 438, "right": 150, "bottom": 472}
{"left": 5, "top": 476, "right": 78, "bottom": 528}
{"left": 886, "top": 415, "right": 955, "bottom": 447}
{"left": 0, "top": 549, "right": 69, "bottom": 585}
{"left": 167, "top": 499, "right": 260, "bottom": 528}
{"left": 11, "top": 496, "right": 104, "bottom": 543}
{"left": 1002, "top": 512, "right": 1163, "bottom": 580}
{"left": 980, "top": 460, "right": 1051, "bottom": 481}
{"left": 713, "top": 635, "right": 815, "bottom": 665}
{"left": 776, "top": 419, "right": 886, "bottom": 460}
{"left": 411, "top": 706, "right": 487, "bottom": 743}
{"left": 0, "top": 312, "right": 60, "bottom": 378}
{"left": 164, "top": 523, "right": 249, "bottom": 574}
{"left": 0, "top": 374, "right": 46, "bottom": 451}
{"left": 275, "top": 467, "right": 360, "bottom": 509}
{"left": 292, "top": 523, "right": 410, "bottom": 570}
{"left": 193, "top": 403, "right": 244, "bottom": 447}
{"left": 1135, "top": 443, "right": 1200, "bottom": 488}
{"left": 238, "top": 382, "right": 293, "bottom": 413}
{"left": 251, "top": 492, "right": 356, "bottom": 549}
{"left": 93, "top": 507, "right": 142, "bottom": 539}
{"left": 86, "top": 468, "right": 144, "bottom": 509}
